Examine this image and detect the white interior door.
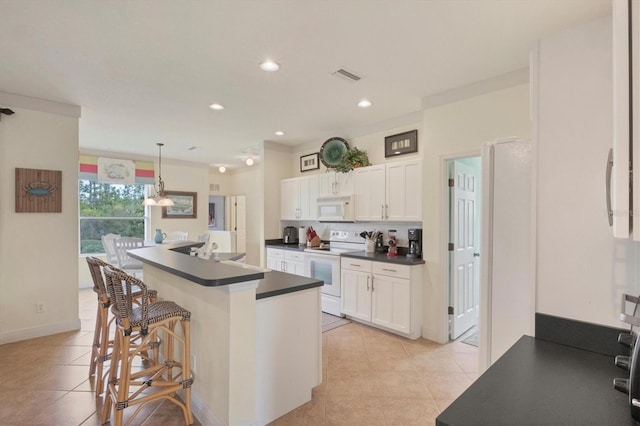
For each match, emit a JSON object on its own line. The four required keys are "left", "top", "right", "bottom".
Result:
{"left": 450, "top": 160, "right": 480, "bottom": 339}
{"left": 232, "top": 195, "right": 246, "bottom": 253}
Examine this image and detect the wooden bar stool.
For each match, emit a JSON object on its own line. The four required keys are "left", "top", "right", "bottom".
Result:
{"left": 101, "top": 266, "right": 194, "bottom": 426}
{"left": 85, "top": 257, "right": 158, "bottom": 397}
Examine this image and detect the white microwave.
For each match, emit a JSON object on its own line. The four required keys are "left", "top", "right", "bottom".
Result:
{"left": 317, "top": 195, "right": 355, "bottom": 222}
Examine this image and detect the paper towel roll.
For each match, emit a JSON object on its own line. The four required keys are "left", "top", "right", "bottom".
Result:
{"left": 298, "top": 226, "right": 307, "bottom": 244}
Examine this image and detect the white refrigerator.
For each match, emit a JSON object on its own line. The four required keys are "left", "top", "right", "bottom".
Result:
{"left": 479, "top": 138, "right": 534, "bottom": 370}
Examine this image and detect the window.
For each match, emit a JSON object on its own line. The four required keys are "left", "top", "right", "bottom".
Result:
{"left": 79, "top": 180, "right": 148, "bottom": 254}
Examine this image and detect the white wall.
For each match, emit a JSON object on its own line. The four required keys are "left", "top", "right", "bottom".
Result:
{"left": 0, "top": 96, "right": 81, "bottom": 344}
{"left": 150, "top": 161, "right": 209, "bottom": 241}
{"left": 422, "top": 83, "right": 532, "bottom": 342}
{"left": 535, "top": 16, "right": 639, "bottom": 328}
{"left": 264, "top": 142, "right": 293, "bottom": 241}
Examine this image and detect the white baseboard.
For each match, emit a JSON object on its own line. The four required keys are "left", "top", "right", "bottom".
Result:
{"left": 0, "top": 318, "right": 81, "bottom": 345}
{"left": 190, "top": 390, "right": 223, "bottom": 426}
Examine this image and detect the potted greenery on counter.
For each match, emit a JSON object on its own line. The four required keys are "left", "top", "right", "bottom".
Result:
{"left": 334, "top": 147, "right": 371, "bottom": 173}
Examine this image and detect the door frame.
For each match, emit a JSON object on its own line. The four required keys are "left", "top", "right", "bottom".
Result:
{"left": 440, "top": 149, "right": 481, "bottom": 346}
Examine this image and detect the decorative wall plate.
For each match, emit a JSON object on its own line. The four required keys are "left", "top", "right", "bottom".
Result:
{"left": 320, "top": 137, "right": 349, "bottom": 168}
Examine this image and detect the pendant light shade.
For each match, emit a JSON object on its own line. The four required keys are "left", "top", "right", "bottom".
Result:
{"left": 142, "top": 143, "right": 174, "bottom": 207}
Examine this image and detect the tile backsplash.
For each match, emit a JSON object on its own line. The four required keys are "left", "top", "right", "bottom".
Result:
{"left": 281, "top": 220, "right": 422, "bottom": 248}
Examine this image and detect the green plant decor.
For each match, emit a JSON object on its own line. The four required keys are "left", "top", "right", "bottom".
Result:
{"left": 334, "top": 147, "right": 371, "bottom": 173}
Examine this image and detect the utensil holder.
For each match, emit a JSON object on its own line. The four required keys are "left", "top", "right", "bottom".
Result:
{"left": 364, "top": 240, "right": 375, "bottom": 253}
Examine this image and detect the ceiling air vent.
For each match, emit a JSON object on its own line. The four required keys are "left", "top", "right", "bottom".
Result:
{"left": 332, "top": 68, "right": 362, "bottom": 82}
{"left": 210, "top": 183, "right": 221, "bottom": 192}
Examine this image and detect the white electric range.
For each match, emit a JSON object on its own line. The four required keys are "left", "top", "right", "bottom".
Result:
{"left": 303, "top": 231, "right": 364, "bottom": 316}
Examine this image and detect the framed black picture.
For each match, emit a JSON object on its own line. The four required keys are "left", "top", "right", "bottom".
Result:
{"left": 300, "top": 152, "right": 320, "bottom": 172}
{"left": 385, "top": 130, "right": 418, "bottom": 158}
{"left": 162, "top": 191, "right": 198, "bottom": 219}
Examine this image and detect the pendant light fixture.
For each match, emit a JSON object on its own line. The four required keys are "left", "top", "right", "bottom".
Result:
{"left": 142, "top": 143, "right": 174, "bottom": 207}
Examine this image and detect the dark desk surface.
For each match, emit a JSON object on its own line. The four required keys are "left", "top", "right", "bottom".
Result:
{"left": 436, "top": 336, "right": 634, "bottom": 426}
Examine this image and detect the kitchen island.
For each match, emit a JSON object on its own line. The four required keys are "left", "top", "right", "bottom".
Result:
{"left": 129, "top": 244, "right": 323, "bottom": 425}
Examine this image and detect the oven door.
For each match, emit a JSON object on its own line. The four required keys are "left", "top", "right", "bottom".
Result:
{"left": 304, "top": 253, "right": 340, "bottom": 297}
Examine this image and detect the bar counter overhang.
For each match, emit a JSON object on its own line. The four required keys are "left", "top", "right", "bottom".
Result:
{"left": 128, "top": 243, "right": 323, "bottom": 425}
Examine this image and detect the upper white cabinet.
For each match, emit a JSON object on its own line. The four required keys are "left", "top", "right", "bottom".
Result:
{"left": 318, "top": 172, "right": 354, "bottom": 197}
{"left": 612, "top": 0, "right": 640, "bottom": 240}
{"left": 354, "top": 159, "right": 422, "bottom": 222}
{"left": 354, "top": 165, "right": 386, "bottom": 221}
{"left": 280, "top": 175, "right": 318, "bottom": 220}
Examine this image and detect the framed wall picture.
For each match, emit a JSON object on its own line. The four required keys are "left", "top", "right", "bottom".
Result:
{"left": 15, "top": 168, "right": 62, "bottom": 213}
{"left": 385, "top": 130, "right": 418, "bottom": 158}
{"left": 300, "top": 152, "right": 320, "bottom": 172}
{"left": 162, "top": 191, "right": 198, "bottom": 219}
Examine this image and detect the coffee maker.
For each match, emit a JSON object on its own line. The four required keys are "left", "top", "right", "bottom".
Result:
{"left": 283, "top": 226, "right": 298, "bottom": 244}
{"left": 407, "top": 228, "right": 422, "bottom": 258}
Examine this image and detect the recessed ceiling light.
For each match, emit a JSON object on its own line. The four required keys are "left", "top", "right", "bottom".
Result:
{"left": 260, "top": 60, "right": 279, "bottom": 72}
{"left": 357, "top": 99, "right": 372, "bottom": 108}
{"left": 218, "top": 166, "right": 226, "bottom": 173}
{"left": 275, "top": 131, "right": 285, "bottom": 136}
{"left": 209, "top": 103, "right": 224, "bottom": 110}
{"left": 246, "top": 158, "right": 254, "bottom": 166}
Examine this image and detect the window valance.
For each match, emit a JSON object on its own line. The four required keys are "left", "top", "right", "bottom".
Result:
{"left": 79, "top": 155, "right": 155, "bottom": 185}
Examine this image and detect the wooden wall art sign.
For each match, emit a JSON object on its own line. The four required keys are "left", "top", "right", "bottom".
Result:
{"left": 15, "top": 168, "right": 62, "bottom": 213}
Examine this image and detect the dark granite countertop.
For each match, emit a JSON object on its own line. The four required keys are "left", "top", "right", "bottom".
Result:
{"left": 255, "top": 270, "right": 323, "bottom": 300}
{"left": 129, "top": 243, "right": 263, "bottom": 286}
{"left": 340, "top": 251, "right": 425, "bottom": 265}
{"left": 265, "top": 240, "right": 425, "bottom": 265}
{"left": 265, "top": 240, "right": 312, "bottom": 253}
{"left": 129, "top": 242, "right": 323, "bottom": 298}
{"left": 436, "top": 335, "right": 633, "bottom": 426}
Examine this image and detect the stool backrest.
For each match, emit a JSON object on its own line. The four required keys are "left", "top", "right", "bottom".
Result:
{"left": 114, "top": 237, "right": 144, "bottom": 268}
{"left": 103, "top": 265, "right": 150, "bottom": 327}
{"left": 166, "top": 231, "right": 189, "bottom": 241}
{"left": 101, "top": 233, "right": 121, "bottom": 264}
{"left": 86, "top": 256, "right": 110, "bottom": 296}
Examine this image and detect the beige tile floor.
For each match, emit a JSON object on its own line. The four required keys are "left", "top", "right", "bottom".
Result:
{"left": 0, "top": 289, "right": 478, "bottom": 426}
{"left": 269, "top": 319, "right": 479, "bottom": 426}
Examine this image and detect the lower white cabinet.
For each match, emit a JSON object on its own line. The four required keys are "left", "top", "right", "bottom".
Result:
{"left": 267, "top": 248, "right": 306, "bottom": 276}
{"left": 341, "top": 258, "right": 422, "bottom": 339}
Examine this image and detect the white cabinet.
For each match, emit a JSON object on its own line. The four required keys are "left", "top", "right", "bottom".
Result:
{"left": 318, "top": 172, "right": 354, "bottom": 197}
{"left": 354, "top": 159, "right": 422, "bottom": 222}
{"left": 612, "top": 0, "right": 640, "bottom": 240}
{"left": 266, "top": 248, "right": 306, "bottom": 276}
{"left": 341, "top": 259, "right": 373, "bottom": 321}
{"left": 341, "top": 257, "right": 422, "bottom": 338}
{"left": 354, "top": 165, "right": 386, "bottom": 221}
{"left": 280, "top": 176, "right": 318, "bottom": 220}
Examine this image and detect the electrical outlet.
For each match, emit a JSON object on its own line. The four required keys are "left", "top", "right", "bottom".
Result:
{"left": 191, "top": 354, "right": 196, "bottom": 372}
{"left": 36, "top": 302, "right": 45, "bottom": 313}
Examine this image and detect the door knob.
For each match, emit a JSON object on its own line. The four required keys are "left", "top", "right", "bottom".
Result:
{"left": 473, "top": 253, "right": 480, "bottom": 257}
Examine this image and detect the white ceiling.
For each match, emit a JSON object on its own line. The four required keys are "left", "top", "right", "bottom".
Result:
{"left": 0, "top": 0, "right": 610, "bottom": 169}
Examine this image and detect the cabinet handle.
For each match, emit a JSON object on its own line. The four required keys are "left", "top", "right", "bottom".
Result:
{"left": 336, "top": 181, "right": 340, "bottom": 194}
{"left": 606, "top": 148, "right": 614, "bottom": 226}
{"left": 350, "top": 263, "right": 361, "bottom": 268}
{"left": 382, "top": 268, "right": 397, "bottom": 273}
{"left": 367, "top": 275, "right": 370, "bottom": 291}
{"left": 381, "top": 203, "right": 384, "bottom": 220}
{"left": 371, "top": 276, "right": 374, "bottom": 292}
{"left": 385, "top": 204, "right": 389, "bottom": 219}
